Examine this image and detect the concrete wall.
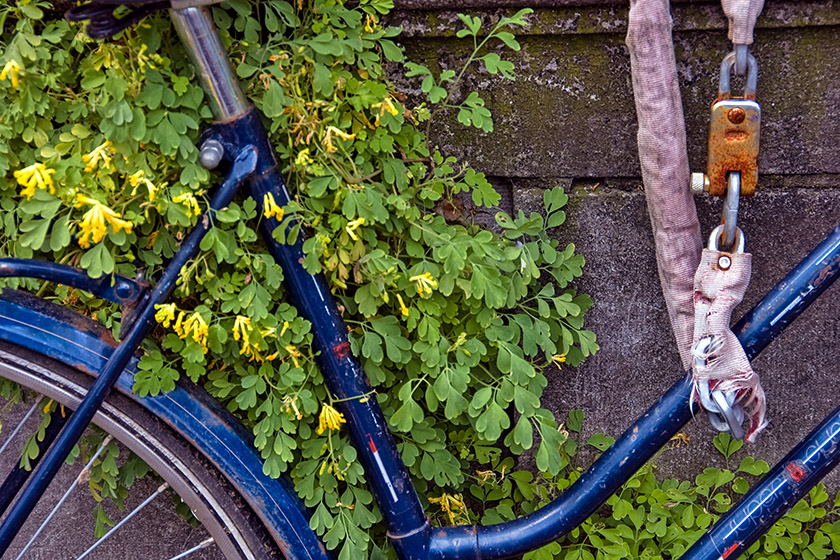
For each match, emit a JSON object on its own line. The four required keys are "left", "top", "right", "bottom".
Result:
{"left": 387, "top": 1, "right": 840, "bottom": 480}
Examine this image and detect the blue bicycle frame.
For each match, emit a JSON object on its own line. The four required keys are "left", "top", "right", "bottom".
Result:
{"left": 0, "top": 5, "right": 839, "bottom": 559}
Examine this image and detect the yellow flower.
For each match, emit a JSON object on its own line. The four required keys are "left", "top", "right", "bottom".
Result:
{"left": 263, "top": 192, "right": 285, "bottom": 220}
{"left": 396, "top": 294, "right": 410, "bottom": 318}
{"left": 317, "top": 403, "right": 346, "bottom": 434}
{"left": 280, "top": 320, "right": 290, "bottom": 337}
{"left": 316, "top": 233, "right": 331, "bottom": 257}
{"left": 75, "top": 194, "right": 134, "bottom": 248}
{"left": 363, "top": 13, "right": 378, "bottom": 33}
{"left": 428, "top": 493, "right": 466, "bottom": 525}
{"left": 233, "top": 315, "right": 263, "bottom": 361}
{"left": 0, "top": 60, "right": 21, "bottom": 88}
{"left": 232, "top": 315, "right": 252, "bottom": 341}
{"left": 129, "top": 170, "right": 159, "bottom": 202}
{"left": 551, "top": 354, "right": 566, "bottom": 369}
{"left": 323, "top": 126, "right": 355, "bottom": 153}
{"left": 260, "top": 326, "right": 276, "bottom": 338}
{"left": 136, "top": 43, "right": 162, "bottom": 71}
{"left": 42, "top": 399, "right": 67, "bottom": 418}
{"left": 285, "top": 345, "right": 303, "bottom": 368}
{"left": 371, "top": 96, "right": 400, "bottom": 125}
{"left": 14, "top": 163, "right": 56, "bottom": 199}
{"left": 172, "top": 192, "right": 201, "bottom": 218}
{"left": 179, "top": 312, "right": 209, "bottom": 352}
{"left": 294, "top": 149, "right": 314, "bottom": 167}
{"left": 670, "top": 432, "right": 690, "bottom": 448}
{"left": 154, "top": 303, "right": 177, "bottom": 327}
{"left": 282, "top": 395, "right": 302, "bottom": 420}
{"left": 345, "top": 217, "right": 365, "bottom": 241}
{"left": 174, "top": 310, "right": 186, "bottom": 334}
{"left": 82, "top": 141, "right": 115, "bottom": 174}
{"left": 409, "top": 272, "right": 438, "bottom": 298}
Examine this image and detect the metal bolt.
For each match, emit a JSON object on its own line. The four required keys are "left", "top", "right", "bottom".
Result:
{"left": 114, "top": 283, "right": 132, "bottom": 299}
{"left": 727, "top": 107, "right": 746, "bottom": 124}
{"left": 199, "top": 139, "right": 224, "bottom": 169}
{"left": 718, "top": 255, "right": 732, "bottom": 270}
{"left": 690, "top": 172, "right": 709, "bottom": 195}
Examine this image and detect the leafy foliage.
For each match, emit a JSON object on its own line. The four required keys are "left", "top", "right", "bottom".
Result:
{"left": 0, "top": 1, "right": 598, "bottom": 557}
{"left": 1, "top": 3, "right": 838, "bottom": 560}
{"left": 460, "top": 415, "right": 840, "bottom": 560}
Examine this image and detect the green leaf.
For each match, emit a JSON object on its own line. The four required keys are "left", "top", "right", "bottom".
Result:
{"left": 714, "top": 431, "right": 743, "bottom": 459}
{"left": 481, "top": 53, "right": 515, "bottom": 79}
{"left": 737, "top": 455, "right": 770, "bottom": 476}
{"left": 567, "top": 409, "right": 584, "bottom": 432}
{"left": 390, "top": 398, "right": 424, "bottom": 432}
{"left": 79, "top": 243, "right": 115, "bottom": 278}
{"left": 587, "top": 433, "right": 615, "bottom": 452}
{"left": 18, "top": 219, "right": 50, "bottom": 251}
{"left": 475, "top": 401, "right": 509, "bottom": 441}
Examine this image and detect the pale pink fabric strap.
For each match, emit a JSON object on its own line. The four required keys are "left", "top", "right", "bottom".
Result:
{"left": 692, "top": 250, "right": 767, "bottom": 441}
{"left": 626, "top": 0, "right": 702, "bottom": 371}
{"left": 721, "top": 0, "right": 765, "bottom": 45}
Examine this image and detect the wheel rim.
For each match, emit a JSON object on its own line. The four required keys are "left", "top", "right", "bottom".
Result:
{"left": 0, "top": 347, "right": 257, "bottom": 560}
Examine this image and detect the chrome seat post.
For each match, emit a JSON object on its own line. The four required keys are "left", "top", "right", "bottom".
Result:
{"left": 169, "top": 6, "right": 250, "bottom": 121}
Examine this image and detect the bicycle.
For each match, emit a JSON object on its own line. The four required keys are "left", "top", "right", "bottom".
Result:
{"left": 0, "top": 1, "right": 837, "bottom": 559}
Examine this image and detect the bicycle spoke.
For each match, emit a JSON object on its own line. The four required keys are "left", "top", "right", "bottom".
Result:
{"left": 166, "top": 537, "right": 215, "bottom": 560}
{"left": 75, "top": 481, "right": 170, "bottom": 560}
{"left": 0, "top": 399, "right": 41, "bottom": 458}
{"left": 13, "top": 435, "right": 112, "bottom": 560}
{"left": 0, "top": 408, "right": 68, "bottom": 517}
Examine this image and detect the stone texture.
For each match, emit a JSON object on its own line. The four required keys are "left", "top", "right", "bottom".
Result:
{"left": 386, "top": 1, "right": 840, "bottom": 481}
{"left": 517, "top": 184, "right": 840, "bottom": 481}
{"left": 388, "top": 2, "right": 840, "bottom": 178}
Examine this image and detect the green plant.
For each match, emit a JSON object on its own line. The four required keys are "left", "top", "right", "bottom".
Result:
{"left": 463, "top": 421, "right": 840, "bottom": 560}
{"left": 0, "top": 1, "right": 598, "bottom": 557}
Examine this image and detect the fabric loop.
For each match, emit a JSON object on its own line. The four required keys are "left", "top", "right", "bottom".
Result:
{"left": 627, "top": 0, "right": 702, "bottom": 371}
{"left": 691, "top": 249, "right": 767, "bottom": 442}
{"left": 721, "top": 0, "right": 765, "bottom": 45}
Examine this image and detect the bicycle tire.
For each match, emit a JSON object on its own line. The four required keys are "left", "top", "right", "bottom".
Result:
{"left": 0, "top": 288, "right": 331, "bottom": 560}
{"left": 0, "top": 340, "right": 282, "bottom": 559}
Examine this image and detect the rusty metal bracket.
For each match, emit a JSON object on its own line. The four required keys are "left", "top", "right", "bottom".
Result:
{"left": 707, "top": 51, "right": 761, "bottom": 197}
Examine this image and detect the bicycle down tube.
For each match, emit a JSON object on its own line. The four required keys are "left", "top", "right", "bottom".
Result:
{"left": 2, "top": 4, "right": 840, "bottom": 560}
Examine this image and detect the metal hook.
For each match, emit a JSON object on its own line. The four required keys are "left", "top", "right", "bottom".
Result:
{"left": 719, "top": 51, "right": 758, "bottom": 99}
{"left": 708, "top": 224, "right": 745, "bottom": 254}
{"left": 734, "top": 44, "right": 750, "bottom": 76}
{"left": 721, "top": 172, "right": 741, "bottom": 251}
{"left": 694, "top": 338, "right": 746, "bottom": 440}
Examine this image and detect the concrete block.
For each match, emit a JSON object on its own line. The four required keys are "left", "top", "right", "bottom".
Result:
{"left": 388, "top": 2, "right": 840, "bottom": 179}
{"left": 514, "top": 183, "right": 840, "bottom": 480}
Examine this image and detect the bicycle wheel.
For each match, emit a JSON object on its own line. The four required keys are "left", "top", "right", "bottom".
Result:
{"left": 0, "top": 288, "right": 330, "bottom": 560}
{"left": 0, "top": 339, "right": 283, "bottom": 559}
